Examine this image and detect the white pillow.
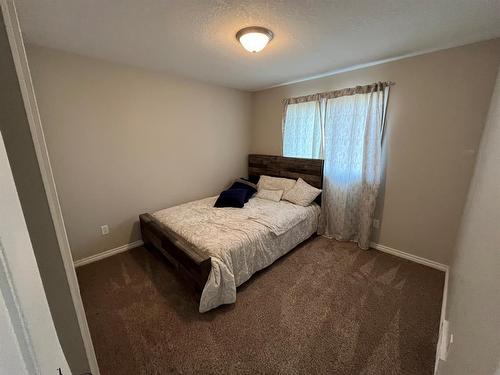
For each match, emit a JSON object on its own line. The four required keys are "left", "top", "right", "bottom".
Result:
{"left": 282, "top": 178, "right": 322, "bottom": 206}
{"left": 256, "top": 189, "right": 283, "bottom": 202}
{"left": 257, "top": 175, "right": 296, "bottom": 195}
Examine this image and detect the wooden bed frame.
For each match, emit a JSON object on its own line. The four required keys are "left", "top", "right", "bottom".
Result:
{"left": 139, "top": 154, "right": 324, "bottom": 293}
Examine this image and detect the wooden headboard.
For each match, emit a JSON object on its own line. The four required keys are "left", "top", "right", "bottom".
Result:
{"left": 248, "top": 154, "right": 324, "bottom": 189}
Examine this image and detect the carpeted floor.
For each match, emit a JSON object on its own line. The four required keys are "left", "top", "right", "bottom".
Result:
{"left": 77, "top": 237, "right": 444, "bottom": 375}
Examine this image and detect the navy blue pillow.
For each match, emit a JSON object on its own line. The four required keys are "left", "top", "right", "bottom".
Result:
{"left": 214, "top": 189, "right": 248, "bottom": 208}
{"left": 229, "top": 181, "right": 257, "bottom": 202}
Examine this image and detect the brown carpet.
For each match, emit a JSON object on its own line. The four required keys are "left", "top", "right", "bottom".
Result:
{"left": 77, "top": 237, "right": 444, "bottom": 375}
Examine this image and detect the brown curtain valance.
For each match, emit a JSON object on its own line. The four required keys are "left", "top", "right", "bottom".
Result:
{"left": 282, "top": 81, "right": 395, "bottom": 105}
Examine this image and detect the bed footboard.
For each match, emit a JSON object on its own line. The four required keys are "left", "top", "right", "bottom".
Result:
{"left": 139, "top": 213, "right": 211, "bottom": 293}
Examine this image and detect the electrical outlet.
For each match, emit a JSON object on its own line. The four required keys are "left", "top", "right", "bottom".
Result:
{"left": 101, "top": 225, "right": 109, "bottom": 235}
{"left": 373, "top": 219, "right": 380, "bottom": 229}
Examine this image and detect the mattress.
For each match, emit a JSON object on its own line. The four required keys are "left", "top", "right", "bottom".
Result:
{"left": 152, "top": 196, "right": 320, "bottom": 312}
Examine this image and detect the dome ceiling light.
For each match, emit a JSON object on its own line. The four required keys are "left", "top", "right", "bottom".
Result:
{"left": 236, "top": 26, "right": 274, "bottom": 53}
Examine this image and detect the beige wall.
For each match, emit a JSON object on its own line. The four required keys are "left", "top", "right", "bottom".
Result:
{"left": 251, "top": 39, "right": 500, "bottom": 264}
{"left": 438, "top": 69, "right": 500, "bottom": 375}
{"left": 27, "top": 46, "right": 252, "bottom": 261}
{"left": 0, "top": 18, "right": 89, "bottom": 374}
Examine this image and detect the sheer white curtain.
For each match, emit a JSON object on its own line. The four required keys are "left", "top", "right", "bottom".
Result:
{"left": 318, "top": 86, "right": 389, "bottom": 249}
{"left": 283, "top": 101, "right": 322, "bottom": 159}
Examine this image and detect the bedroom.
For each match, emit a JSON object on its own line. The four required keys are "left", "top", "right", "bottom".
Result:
{"left": 1, "top": 0, "right": 500, "bottom": 374}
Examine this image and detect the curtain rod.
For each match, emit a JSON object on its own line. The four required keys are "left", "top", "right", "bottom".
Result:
{"left": 283, "top": 81, "right": 395, "bottom": 105}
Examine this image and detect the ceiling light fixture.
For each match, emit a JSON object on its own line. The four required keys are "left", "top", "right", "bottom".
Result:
{"left": 236, "top": 26, "right": 274, "bottom": 53}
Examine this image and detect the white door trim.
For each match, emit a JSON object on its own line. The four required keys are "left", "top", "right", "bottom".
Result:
{"left": 434, "top": 267, "right": 450, "bottom": 374}
{"left": 1, "top": 2, "right": 99, "bottom": 374}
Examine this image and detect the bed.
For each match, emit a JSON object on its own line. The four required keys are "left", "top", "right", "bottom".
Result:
{"left": 139, "top": 154, "right": 324, "bottom": 312}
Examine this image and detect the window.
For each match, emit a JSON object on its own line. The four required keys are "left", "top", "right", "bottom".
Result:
{"left": 282, "top": 83, "right": 391, "bottom": 250}
{"left": 282, "top": 87, "right": 389, "bottom": 184}
{"left": 282, "top": 94, "right": 371, "bottom": 179}
{"left": 282, "top": 101, "right": 322, "bottom": 159}
{"left": 323, "top": 94, "right": 373, "bottom": 183}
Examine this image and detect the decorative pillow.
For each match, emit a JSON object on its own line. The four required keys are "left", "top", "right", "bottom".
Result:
{"left": 229, "top": 180, "right": 257, "bottom": 202}
{"left": 246, "top": 175, "right": 261, "bottom": 185}
{"left": 234, "top": 178, "right": 257, "bottom": 190}
{"left": 257, "top": 175, "right": 296, "bottom": 196}
{"left": 214, "top": 189, "right": 248, "bottom": 208}
{"left": 282, "top": 178, "right": 322, "bottom": 207}
{"left": 255, "top": 189, "right": 284, "bottom": 202}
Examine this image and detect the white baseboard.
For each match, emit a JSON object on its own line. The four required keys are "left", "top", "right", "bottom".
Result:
{"left": 74, "top": 240, "right": 144, "bottom": 268}
{"left": 369, "top": 242, "right": 450, "bottom": 374}
{"left": 370, "top": 242, "right": 449, "bottom": 272}
{"left": 435, "top": 267, "right": 450, "bottom": 374}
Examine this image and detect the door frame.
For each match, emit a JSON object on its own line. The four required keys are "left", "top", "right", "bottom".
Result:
{"left": 0, "top": 130, "right": 71, "bottom": 375}
{"left": 1, "top": 1, "right": 100, "bottom": 374}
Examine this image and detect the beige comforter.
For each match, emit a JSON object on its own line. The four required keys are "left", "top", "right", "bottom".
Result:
{"left": 152, "top": 196, "right": 320, "bottom": 312}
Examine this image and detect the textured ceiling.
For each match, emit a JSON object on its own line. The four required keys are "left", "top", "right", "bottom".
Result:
{"left": 15, "top": 0, "right": 500, "bottom": 91}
